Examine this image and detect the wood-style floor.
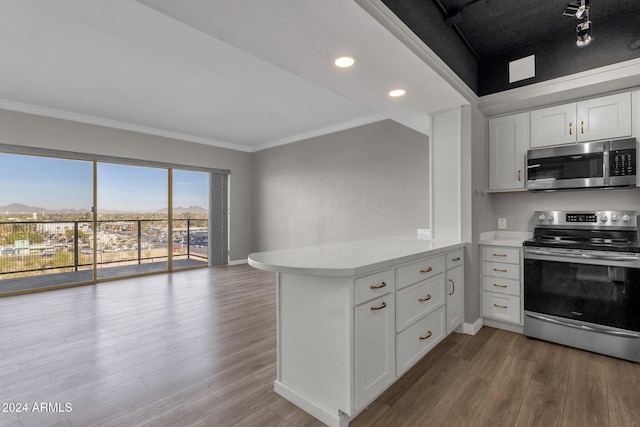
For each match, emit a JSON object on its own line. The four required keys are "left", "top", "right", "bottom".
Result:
{"left": 1, "top": 264, "right": 639, "bottom": 427}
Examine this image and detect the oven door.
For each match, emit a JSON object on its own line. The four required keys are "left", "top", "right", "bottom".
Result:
{"left": 524, "top": 247, "right": 640, "bottom": 334}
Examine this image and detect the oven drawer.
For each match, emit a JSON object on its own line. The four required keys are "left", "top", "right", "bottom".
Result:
{"left": 396, "top": 275, "right": 444, "bottom": 332}
{"left": 482, "top": 261, "right": 519, "bottom": 280}
{"left": 482, "top": 292, "right": 520, "bottom": 323}
{"left": 354, "top": 269, "right": 394, "bottom": 305}
{"left": 482, "top": 247, "right": 520, "bottom": 264}
{"left": 482, "top": 276, "right": 520, "bottom": 296}
{"left": 396, "top": 256, "right": 445, "bottom": 290}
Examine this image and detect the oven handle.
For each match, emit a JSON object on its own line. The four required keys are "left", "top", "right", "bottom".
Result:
{"left": 524, "top": 248, "right": 640, "bottom": 263}
{"left": 525, "top": 312, "right": 640, "bottom": 339}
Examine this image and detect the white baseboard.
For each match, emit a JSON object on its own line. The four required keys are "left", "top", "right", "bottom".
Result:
{"left": 462, "top": 317, "right": 484, "bottom": 335}
{"left": 228, "top": 258, "right": 248, "bottom": 265}
{"left": 483, "top": 318, "right": 524, "bottom": 334}
{"left": 274, "top": 381, "right": 348, "bottom": 427}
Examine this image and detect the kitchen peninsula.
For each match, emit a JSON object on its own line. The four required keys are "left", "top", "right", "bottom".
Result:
{"left": 249, "top": 236, "right": 465, "bottom": 427}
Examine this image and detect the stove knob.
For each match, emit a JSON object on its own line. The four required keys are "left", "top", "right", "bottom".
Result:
{"left": 538, "top": 214, "right": 546, "bottom": 222}
{"left": 611, "top": 214, "right": 619, "bottom": 222}
{"left": 600, "top": 215, "right": 608, "bottom": 222}
{"left": 622, "top": 215, "right": 631, "bottom": 222}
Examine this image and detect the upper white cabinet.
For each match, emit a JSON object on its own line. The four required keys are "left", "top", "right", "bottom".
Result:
{"left": 531, "top": 92, "right": 632, "bottom": 148}
{"left": 530, "top": 103, "right": 576, "bottom": 147}
{"left": 488, "top": 112, "right": 530, "bottom": 192}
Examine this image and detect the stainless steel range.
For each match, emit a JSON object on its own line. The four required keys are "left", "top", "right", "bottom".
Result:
{"left": 523, "top": 210, "right": 640, "bottom": 362}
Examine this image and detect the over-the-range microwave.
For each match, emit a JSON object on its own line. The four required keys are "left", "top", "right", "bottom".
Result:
{"left": 526, "top": 138, "right": 637, "bottom": 192}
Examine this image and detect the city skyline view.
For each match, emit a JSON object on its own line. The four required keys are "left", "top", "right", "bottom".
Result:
{"left": 0, "top": 153, "right": 209, "bottom": 213}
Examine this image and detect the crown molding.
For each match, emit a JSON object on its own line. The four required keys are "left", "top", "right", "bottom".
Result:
{"left": 251, "top": 114, "right": 386, "bottom": 152}
{"left": 0, "top": 99, "right": 253, "bottom": 153}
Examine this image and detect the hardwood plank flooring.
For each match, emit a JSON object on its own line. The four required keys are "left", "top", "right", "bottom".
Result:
{"left": 1, "top": 264, "right": 640, "bottom": 427}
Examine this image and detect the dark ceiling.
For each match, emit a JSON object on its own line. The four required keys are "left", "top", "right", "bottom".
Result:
{"left": 382, "top": 0, "right": 640, "bottom": 96}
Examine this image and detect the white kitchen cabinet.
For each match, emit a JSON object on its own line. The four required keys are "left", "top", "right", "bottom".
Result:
{"left": 249, "top": 240, "right": 465, "bottom": 427}
{"left": 530, "top": 103, "right": 576, "bottom": 147}
{"left": 446, "top": 265, "right": 463, "bottom": 334}
{"left": 488, "top": 112, "right": 529, "bottom": 191}
{"left": 480, "top": 245, "right": 522, "bottom": 325}
{"left": 396, "top": 275, "right": 444, "bottom": 332}
{"left": 355, "top": 292, "right": 395, "bottom": 410}
{"left": 531, "top": 92, "right": 632, "bottom": 148}
{"left": 577, "top": 93, "right": 632, "bottom": 142}
{"left": 396, "top": 306, "right": 445, "bottom": 374}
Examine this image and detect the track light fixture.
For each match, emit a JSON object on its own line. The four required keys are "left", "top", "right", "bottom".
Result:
{"left": 563, "top": 0, "right": 592, "bottom": 48}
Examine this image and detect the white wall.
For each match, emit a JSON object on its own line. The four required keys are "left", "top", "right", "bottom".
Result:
{"left": 251, "top": 119, "right": 430, "bottom": 251}
{"left": 0, "top": 108, "right": 253, "bottom": 262}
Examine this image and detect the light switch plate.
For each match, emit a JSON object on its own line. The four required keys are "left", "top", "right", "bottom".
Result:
{"left": 498, "top": 218, "right": 507, "bottom": 229}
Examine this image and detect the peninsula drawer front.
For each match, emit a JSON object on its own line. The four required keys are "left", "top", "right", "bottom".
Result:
{"left": 482, "top": 293, "right": 520, "bottom": 323}
{"left": 354, "top": 269, "right": 395, "bottom": 305}
{"left": 482, "top": 261, "right": 519, "bottom": 280}
{"left": 396, "top": 256, "right": 445, "bottom": 289}
{"left": 482, "top": 247, "right": 520, "bottom": 264}
{"left": 396, "top": 306, "right": 445, "bottom": 375}
{"left": 482, "top": 276, "right": 520, "bottom": 296}
{"left": 396, "top": 275, "right": 444, "bottom": 332}
{"left": 445, "top": 249, "right": 463, "bottom": 270}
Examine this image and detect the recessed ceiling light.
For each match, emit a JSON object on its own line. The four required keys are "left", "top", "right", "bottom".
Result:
{"left": 388, "top": 89, "right": 406, "bottom": 97}
{"left": 334, "top": 55, "right": 356, "bottom": 68}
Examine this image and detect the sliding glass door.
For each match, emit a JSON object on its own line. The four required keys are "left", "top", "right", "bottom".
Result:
{"left": 172, "top": 170, "right": 209, "bottom": 270}
{"left": 0, "top": 154, "right": 93, "bottom": 293}
{"left": 0, "top": 148, "right": 224, "bottom": 295}
{"left": 96, "top": 163, "right": 168, "bottom": 280}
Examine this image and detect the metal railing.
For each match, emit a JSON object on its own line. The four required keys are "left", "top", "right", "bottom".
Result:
{"left": 0, "top": 219, "right": 208, "bottom": 278}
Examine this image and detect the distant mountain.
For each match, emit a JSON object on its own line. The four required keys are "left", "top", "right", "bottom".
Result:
{"left": 158, "top": 206, "right": 208, "bottom": 214}
{"left": 0, "top": 203, "right": 207, "bottom": 215}
{"left": 0, "top": 203, "right": 88, "bottom": 214}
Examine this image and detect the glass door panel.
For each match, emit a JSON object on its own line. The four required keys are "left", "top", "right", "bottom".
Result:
{"left": 0, "top": 154, "right": 93, "bottom": 294}
{"left": 96, "top": 163, "right": 168, "bottom": 279}
{"left": 172, "top": 170, "right": 209, "bottom": 269}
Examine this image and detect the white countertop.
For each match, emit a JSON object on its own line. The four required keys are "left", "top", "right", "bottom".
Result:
{"left": 248, "top": 236, "right": 464, "bottom": 277}
{"left": 479, "top": 230, "right": 532, "bottom": 247}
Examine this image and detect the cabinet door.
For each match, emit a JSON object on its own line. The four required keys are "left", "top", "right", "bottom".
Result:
{"left": 577, "top": 92, "right": 632, "bottom": 142}
{"left": 488, "top": 113, "right": 529, "bottom": 191}
{"left": 530, "top": 103, "right": 577, "bottom": 148}
{"left": 446, "top": 266, "right": 463, "bottom": 334}
{"left": 355, "top": 294, "right": 395, "bottom": 410}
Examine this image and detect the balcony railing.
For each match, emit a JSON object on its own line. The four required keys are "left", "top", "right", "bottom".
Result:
{"left": 0, "top": 219, "right": 208, "bottom": 278}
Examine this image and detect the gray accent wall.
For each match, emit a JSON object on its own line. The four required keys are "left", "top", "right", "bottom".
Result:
{"left": 251, "top": 119, "right": 430, "bottom": 251}
{"left": 0, "top": 108, "right": 252, "bottom": 263}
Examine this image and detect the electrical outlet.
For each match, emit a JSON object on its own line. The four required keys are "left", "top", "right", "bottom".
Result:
{"left": 498, "top": 218, "right": 507, "bottom": 229}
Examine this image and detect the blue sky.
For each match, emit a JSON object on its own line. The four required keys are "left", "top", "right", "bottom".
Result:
{"left": 0, "top": 154, "right": 209, "bottom": 212}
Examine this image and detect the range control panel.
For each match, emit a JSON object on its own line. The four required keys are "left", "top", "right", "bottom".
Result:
{"left": 534, "top": 210, "right": 638, "bottom": 229}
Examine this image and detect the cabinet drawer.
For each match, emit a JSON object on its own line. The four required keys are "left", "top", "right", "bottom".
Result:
{"left": 396, "top": 256, "right": 444, "bottom": 290}
{"left": 446, "top": 249, "right": 463, "bottom": 270}
{"left": 396, "top": 306, "right": 445, "bottom": 375}
{"left": 482, "top": 261, "right": 519, "bottom": 280}
{"left": 396, "top": 275, "right": 444, "bottom": 332}
{"left": 482, "top": 292, "right": 520, "bottom": 324}
{"left": 482, "top": 247, "right": 520, "bottom": 264}
{"left": 482, "top": 276, "right": 520, "bottom": 296}
{"left": 354, "top": 269, "right": 394, "bottom": 305}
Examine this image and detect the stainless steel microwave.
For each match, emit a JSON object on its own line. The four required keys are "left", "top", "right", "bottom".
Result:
{"left": 526, "top": 138, "right": 637, "bottom": 192}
